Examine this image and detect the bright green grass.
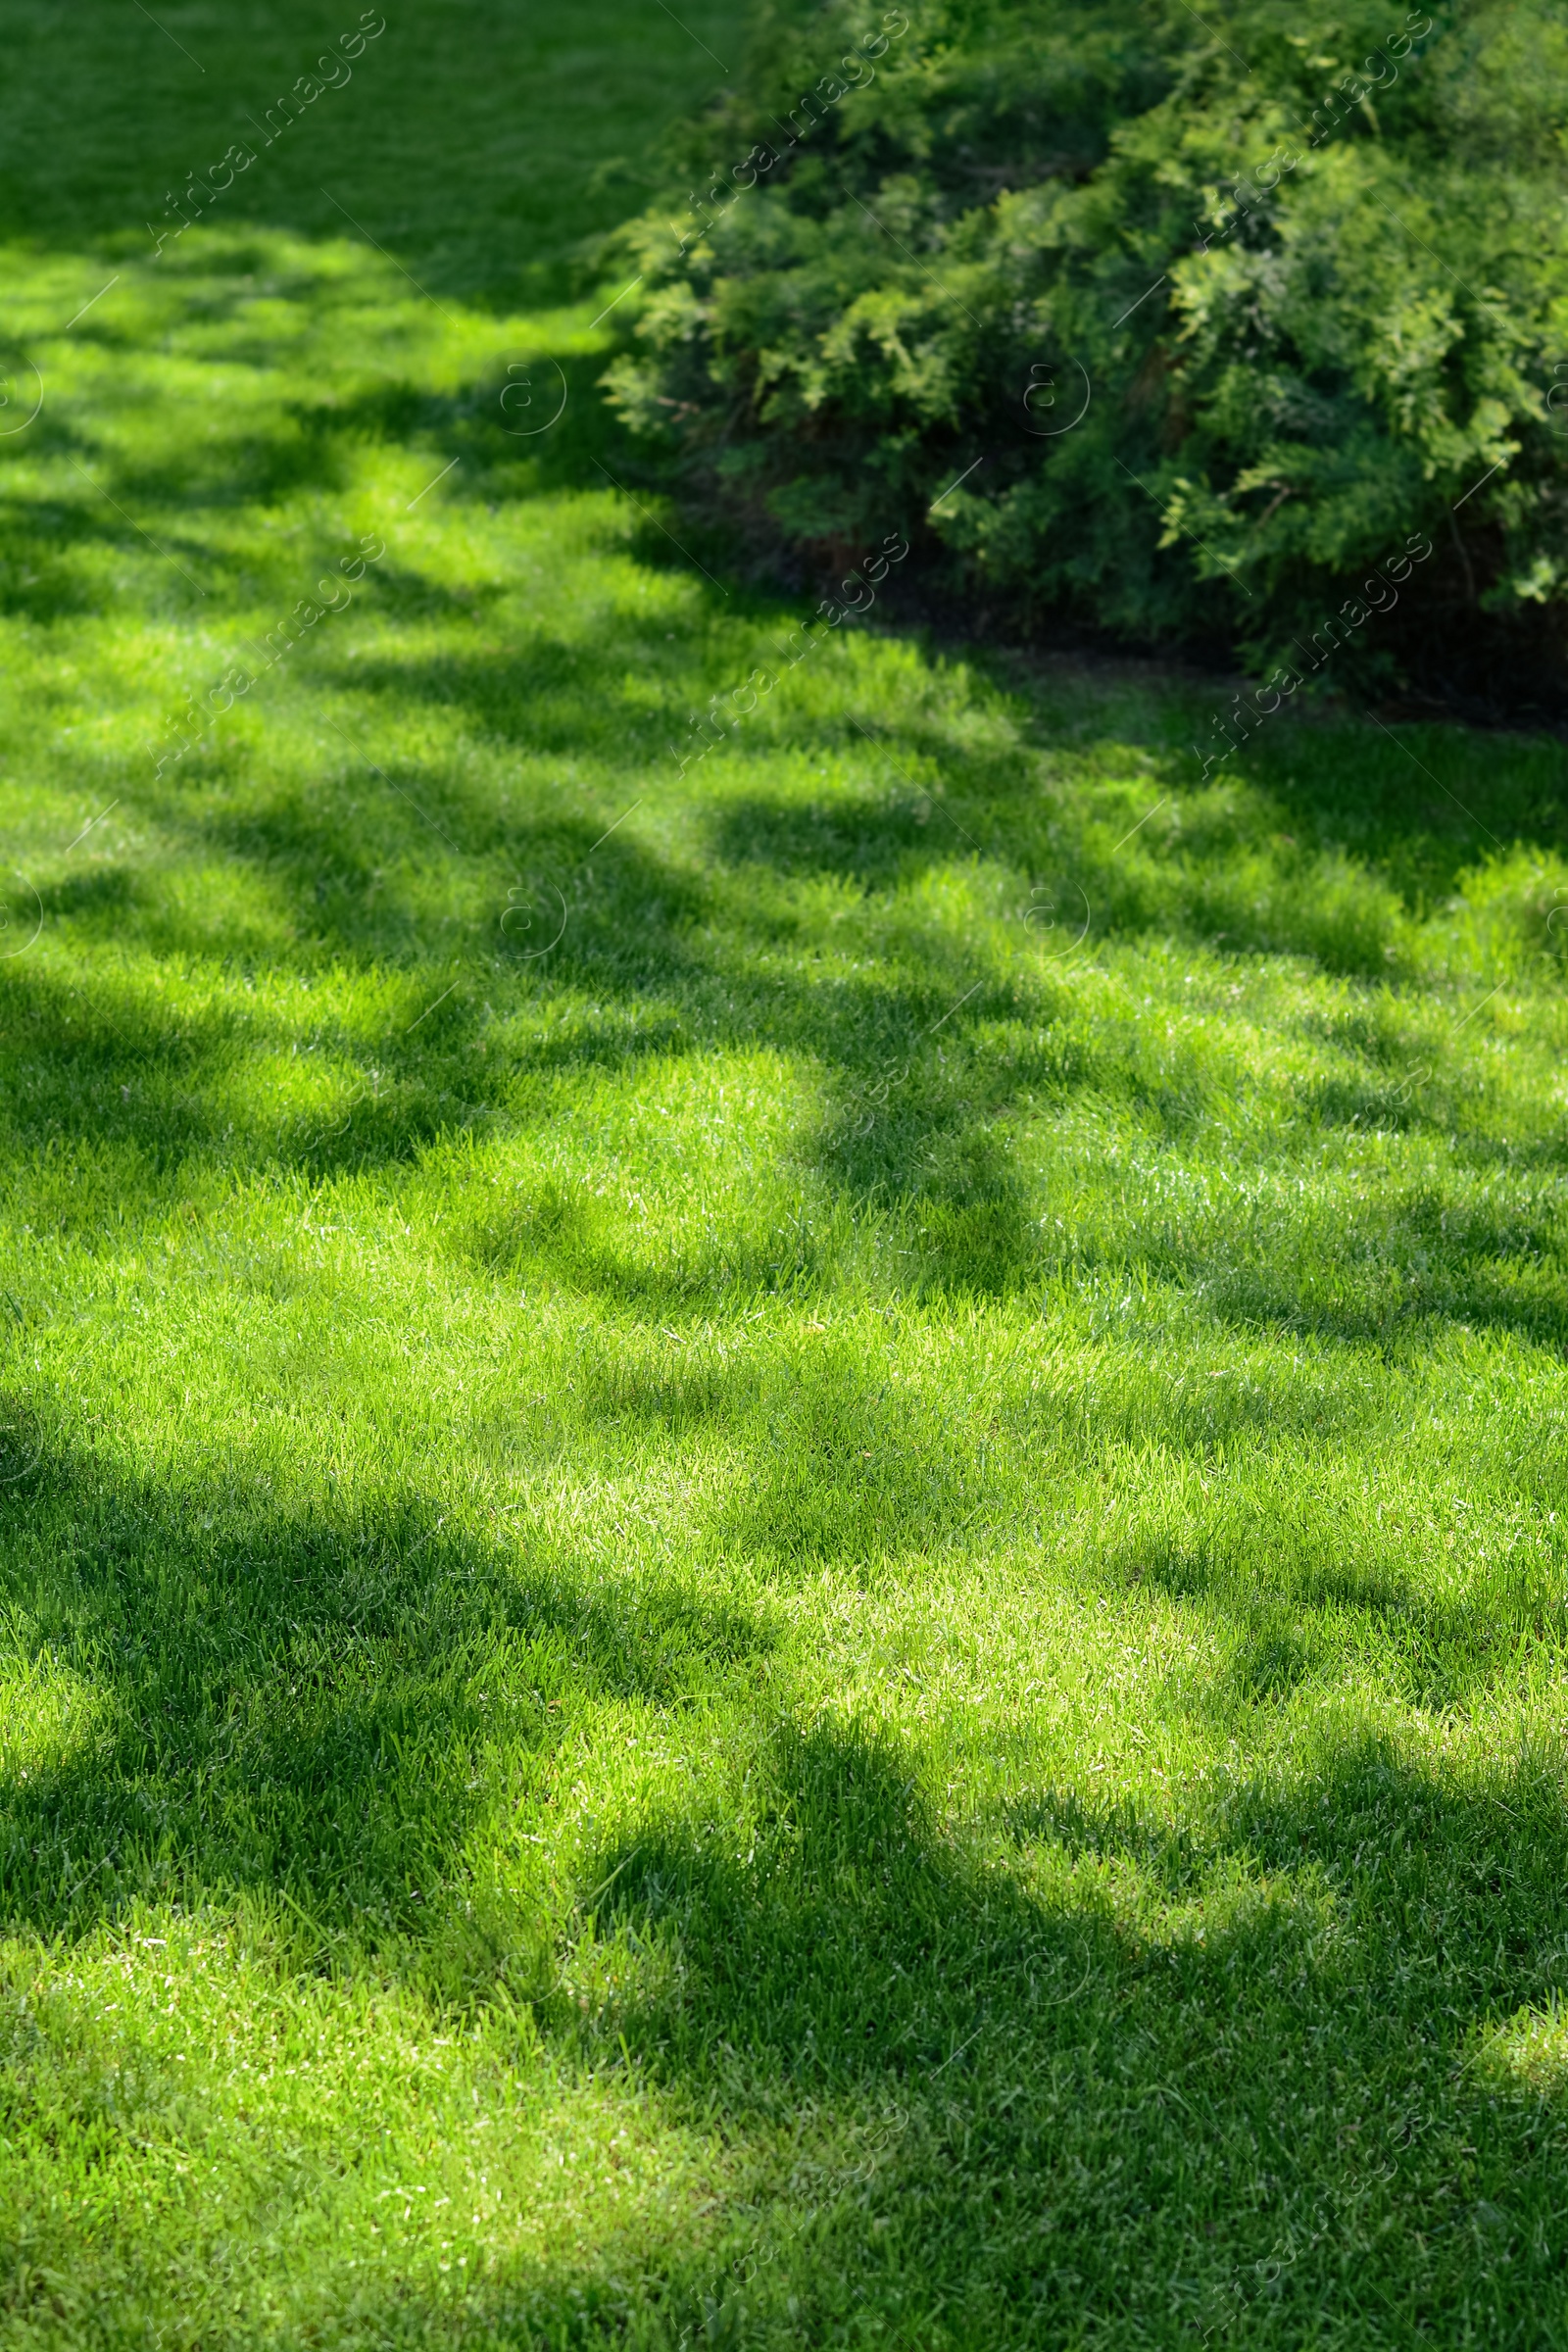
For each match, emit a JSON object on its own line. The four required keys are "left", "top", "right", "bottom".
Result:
{"left": 8, "top": 5, "right": 1568, "bottom": 2347}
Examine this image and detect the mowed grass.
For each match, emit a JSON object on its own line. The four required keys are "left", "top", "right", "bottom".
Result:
{"left": 9, "top": 6, "right": 1568, "bottom": 2348}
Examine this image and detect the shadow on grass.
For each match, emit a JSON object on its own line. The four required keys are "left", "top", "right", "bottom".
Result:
{"left": 7, "top": 381, "right": 1568, "bottom": 1351}
{"left": 486, "top": 1728, "right": 1568, "bottom": 2342}
{"left": 0, "top": 1417, "right": 773, "bottom": 1963}
{"left": 12, "top": 788, "right": 1568, "bottom": 1348}
{"left": 8, "top": 1421, "right": 1568, "bottom": 2334}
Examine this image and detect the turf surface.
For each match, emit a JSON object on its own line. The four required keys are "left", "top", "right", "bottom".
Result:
{"left": 7, "top": 3, "right": 1568, "bottom": 2345}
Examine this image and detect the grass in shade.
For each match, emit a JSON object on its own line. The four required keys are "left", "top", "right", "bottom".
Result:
{"left": 8, "top": 3, "right": 1568, "bottom": 2346}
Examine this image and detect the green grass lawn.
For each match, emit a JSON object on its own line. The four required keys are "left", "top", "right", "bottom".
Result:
{"left": 9, "top": 4, "right": 1568, "bottom": 2344}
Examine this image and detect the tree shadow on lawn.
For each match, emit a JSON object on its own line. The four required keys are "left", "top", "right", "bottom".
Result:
{"left": 9, "top": 518, "right": 1568, "bottom": 1348}
{"left": 0, "top": 1414, "right": 770, "bottom": 1964}
{"left": 7, "top": 1420, "right": 1568, "bottom": 2335}
{"left": 1044, "top": 1165, "right": 1568, "bottom": 1359}
{"left": 985, "top": 643, "right": 1568, "bottom": 900}
{"left": 1250, "top": 718, "right": 1568, "bottom": 904}
{"left": 66, "top": 346, "right": 629, "bottom": 528}
{"left": 519, "top": 1726, "right": 1568, "bottom": 2343}
{"left": 12, "top": 790, "right": 1568, "bottom": 1348}
{"left": 24, "top": 308, "right": 1563, "bottom": 917}
{"left": 0, "top": 785, "right": 1056, "bottom": 1293}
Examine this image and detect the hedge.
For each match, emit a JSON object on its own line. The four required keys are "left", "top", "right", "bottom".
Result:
{"left": 605, "top": 0, "right": 1568, "bottom": 707}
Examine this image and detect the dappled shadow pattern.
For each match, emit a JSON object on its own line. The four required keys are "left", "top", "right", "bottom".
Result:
{"left": 9, "top": 1413, "right": 1568, "bottom": 2335}
{"left": 531, "top": 1724, "right": 1568, "bottom": 2341}
{"left": 3, "top": 1308, "right": 1568, "bottom": 2338}
{"left": 13, "top": 760, "right": 1568, "bottom": 1344}
{"left": 0, "top": 1426, "right": 773, "bottom": 1965}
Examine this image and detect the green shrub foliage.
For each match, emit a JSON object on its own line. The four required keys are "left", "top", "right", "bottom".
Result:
{"left": 606, "top": 0, "right": 1568, "bottom": 704}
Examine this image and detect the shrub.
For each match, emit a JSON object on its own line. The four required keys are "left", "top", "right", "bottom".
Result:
{"left": 605, "top": 0, "right": 1568, "bottom": 709}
